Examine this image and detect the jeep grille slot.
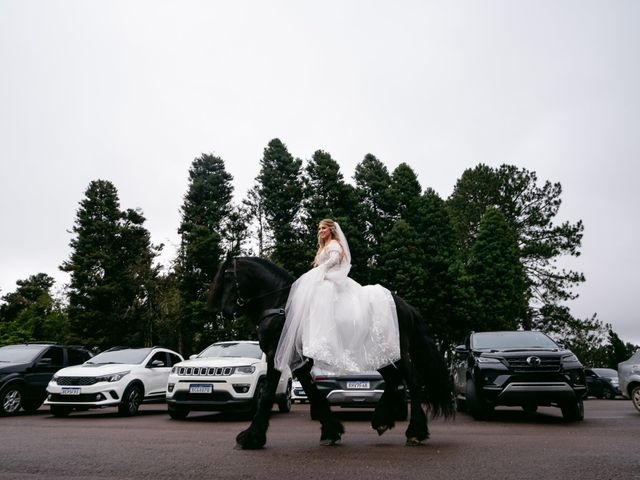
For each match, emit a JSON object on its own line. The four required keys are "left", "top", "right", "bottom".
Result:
{"left": 506, "top": 356, "right": 561, "bottom": 372}
{"left": 176, "top": 366, "right": 233, "bottom": 376}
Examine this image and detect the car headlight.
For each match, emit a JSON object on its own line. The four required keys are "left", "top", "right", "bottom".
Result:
{"left": 561, "top": 354, "right": 579, "bottom": 363}
{"left": 234, "top": 366, "right": 256, "bottom": 375}
{"left": 95, "top": 371, "right": 130, "bottom": 383}
{"left": 476, "top": 356, "right": 502, "bottom": 364}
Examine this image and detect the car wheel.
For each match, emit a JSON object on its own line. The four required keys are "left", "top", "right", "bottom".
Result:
{"left": 168, "top": 406, "right": 189, "bottom": 420}
{"left": 561, "top": 397, "right": 584, "bottom": 421}
{"left": 602, "top": 388, "right": 614, "bottom": 400}
{"left": 631, "top": 385, "right": 640, "bottom": 413}
{"left": 277, "top": 381, "right": 292, "bottom": 413}
{"left": 0, "top": 383, "right": 23, "bottom": 416}
{"left": 51, "top": 405, "right": 72, "bottom": 417}
{"left": 465, "top": 379, "right": 491, "bottom": 420}
{"left": 118, "top": 384, "right": 143, "bottom": 417}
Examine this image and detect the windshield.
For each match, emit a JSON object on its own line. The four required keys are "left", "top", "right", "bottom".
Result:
{"left": 198, "top": 343, "right": 262, "bottom": 359}
{"left": 0, "top": 345, "right": 46, "bottom": 363}
{"left": 471, "top": 331, "right": 558, "bottom": 351}
{"left": 88, "top": 348, "right": 152, "bottom": 365}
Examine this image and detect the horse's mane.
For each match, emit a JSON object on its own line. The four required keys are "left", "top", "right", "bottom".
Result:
{"left": 206, "top": 256, "right": 294, "bottom": 311}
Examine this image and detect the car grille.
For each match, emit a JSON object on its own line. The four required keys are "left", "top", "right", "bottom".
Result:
{"left": 505, "top": 356, "right": 561, "bottom": 372}
{"left": 49, "top": 393, "right": 101, "bottom": 402}
{"left": 173, "top": 391, "right": 233, "bottom": 402}
{"left": 175, "top": 366, "right": 233, "bottom": 376}
{"left": 56, "top": 377, "right": 99, "bottom": 386}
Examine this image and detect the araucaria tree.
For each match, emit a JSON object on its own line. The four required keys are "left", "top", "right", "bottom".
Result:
{"left": 61, "top": 180, "right": 158, "bottom": 350}
{"left": 176, "top": 153, "right": 233, "bottom": 355}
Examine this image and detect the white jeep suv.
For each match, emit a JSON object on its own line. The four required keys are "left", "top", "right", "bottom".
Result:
{"left": 166, "top": 341, "right": 292, "bottom": 419}
{"left": 45, "top": 346, "right": 183, "bottom": 417}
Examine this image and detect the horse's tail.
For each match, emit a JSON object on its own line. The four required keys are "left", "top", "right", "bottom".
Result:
{"left": 408, "top": 306, "right": 455, "bottom": 419}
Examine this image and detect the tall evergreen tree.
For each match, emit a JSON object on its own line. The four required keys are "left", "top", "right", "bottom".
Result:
{"left": 447, "top": 164, "right": 584, "bottom": 329}
{"left": 389, "top": 162, "right": 422, "bottom": 222}
{"left": 353, "top": 154, "right": 395, "bottom": 282}
{"left": 466, "top": 207, "right": 528, "bottom": 332}
{"left": 176, "top": 153, "right": 233, "bottom": 354}
{"left": 256, "top": 138, "right": 305, "bottom": 276}
{"left": 61, "top": 180, "right": 158, "bottom": 350}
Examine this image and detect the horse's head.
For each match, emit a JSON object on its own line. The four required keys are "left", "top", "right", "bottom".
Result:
{"left": 207, "top": 255, "right": 294, "bottom": 321}
{"left": 207, "top": 255, "right": 243, "bottom": 319}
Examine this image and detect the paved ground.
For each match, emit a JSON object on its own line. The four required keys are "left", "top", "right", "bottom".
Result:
{"left": 1, "top": 399, "right": 638, "bottom": 480}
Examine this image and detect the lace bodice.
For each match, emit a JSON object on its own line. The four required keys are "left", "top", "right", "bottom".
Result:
{"left": 318, "top": 240, "right": 343, "bottom": 270}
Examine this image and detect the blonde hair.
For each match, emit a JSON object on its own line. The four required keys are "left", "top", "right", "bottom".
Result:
{"left": 313, "top": 219, "right": 345, "bottom": 266}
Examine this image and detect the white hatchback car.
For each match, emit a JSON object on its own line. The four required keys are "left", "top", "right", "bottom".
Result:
{"left": 166, "top": 341, "right": 292, "bottom": 419}
{"left": 45, "top": 346, "right": 183, "bottom": 417}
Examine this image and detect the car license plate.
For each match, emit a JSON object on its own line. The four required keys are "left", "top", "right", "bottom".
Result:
{"left": 61, "top": 387, "right": 81, "bottom": 395}
{"left": 346, "top": 381, "right": 370, "bottom": 389}
{"left": 189, "top": 384, "right": 213, "bottom": 394}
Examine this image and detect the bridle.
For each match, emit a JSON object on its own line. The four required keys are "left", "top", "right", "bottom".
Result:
{"left": 226, "top": 258, "right": 291, "bottom": 311}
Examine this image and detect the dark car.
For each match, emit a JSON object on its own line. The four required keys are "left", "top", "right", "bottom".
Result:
{"left": 0, "top": 343, "right": 92, "bottom": 416}
{"left": 311, "top": 368, "right": 408, "bottom": 421}
{"left": 451, "top": 331, "right": 586, "bottom": 421}
{"left": 585, "top": 368, "right": 621, "bottom": 399}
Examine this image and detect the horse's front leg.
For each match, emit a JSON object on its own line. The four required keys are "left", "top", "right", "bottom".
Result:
{"left": 235, "top": 359, "right": 281, "bottom": 449}
{"left": 294, "top": 362, "right": 344, "bottom": 446}
{"left": 372, "top": 365, "right": 404, "bottom": 435}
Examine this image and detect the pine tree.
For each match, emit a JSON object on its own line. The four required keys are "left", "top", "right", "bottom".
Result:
{"left": 256, "top": 138, "right": 305, "bottom": 276}
{"left": 466, "top": 207, "right": 528, "bottom": 331}
{"left": 176, "top": 153, "right": 233, "bottom": 354}
{"left": 61, "top": 180, "right": 158, "bottom": 349}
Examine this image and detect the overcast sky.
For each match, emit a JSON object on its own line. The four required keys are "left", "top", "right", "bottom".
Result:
{"left": 1, "top": 1, "right": 638, "bottom": 346}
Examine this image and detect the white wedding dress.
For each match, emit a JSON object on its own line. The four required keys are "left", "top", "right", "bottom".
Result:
{"left": 274, "top": 227, "right": 400, "bottom": 375}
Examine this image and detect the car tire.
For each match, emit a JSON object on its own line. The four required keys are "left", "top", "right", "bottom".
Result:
{"left": 118, "top": 384, "right": 143, "bottom": 417}
{"left": 631, "top": 385, "right": 640, "bottom": 413}
{"left": 602, "top": 388, "right": 614, "bottom": 400}
{"left": 168, "top": 406, "right": 189, "bottom": 420}
{"left": 561, "top": 397, "right": 584, "bottom": 421}
{"left": 0, "top": 383, "right": 23, "bottom": 416}
{"left": 277, "top": 381, "right": 292, "bottom": 413}
{"left": 465, "top": 379, "right": 491, "bottom": 420}
{"left": 51, "top": 405, "right": 72, "bottom": 417}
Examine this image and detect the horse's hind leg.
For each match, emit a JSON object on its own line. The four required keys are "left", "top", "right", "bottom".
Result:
{"left": 403, "top": 367, "right": 429, "bottom": 446}
{"left": 294, "top": 362, "right": 344, "bottom": 446}
{"left": 372, "top": 365, "right": 404, "bottom": 435}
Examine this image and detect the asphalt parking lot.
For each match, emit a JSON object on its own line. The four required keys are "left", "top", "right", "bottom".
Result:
{"left": 1, "top": 399, "right": 638, "bottom": 480}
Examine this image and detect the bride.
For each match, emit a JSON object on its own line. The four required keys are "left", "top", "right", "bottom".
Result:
{"left": 274, "top": 219, "right": 400, "bottom": 374}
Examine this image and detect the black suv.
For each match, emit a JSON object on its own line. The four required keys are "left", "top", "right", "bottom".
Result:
{"left": 0, "top": 343, "right": 92, "bottom": 415}
{"left": 451, "top": 331, "right": 586, "bottom": 421}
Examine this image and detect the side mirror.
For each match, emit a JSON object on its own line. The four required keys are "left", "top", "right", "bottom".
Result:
{"left": 37, "top": 358, "right": 53, "bottom": 367}
{"left": 189, "top": 354, "right": 198, "bottom": 360}
{"left": 454, "top": 345, "right": 467, "bottom": 354}
{"left": 149, "top": 359, "right": 165, "bottom": 368}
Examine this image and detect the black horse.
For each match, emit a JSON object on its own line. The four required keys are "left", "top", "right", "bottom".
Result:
{"left": 207, "top": 256, "right": 454, "bottom": 449}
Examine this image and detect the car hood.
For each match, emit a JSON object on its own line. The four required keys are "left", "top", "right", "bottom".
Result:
{"left": 54, "top": 363, "right": 137, "bottom": 377}
{"left": 175, "top": 357, "right": 261, "bottom": 368}
{"left": 0, "top": 362, "right": 30, "bottom": 374}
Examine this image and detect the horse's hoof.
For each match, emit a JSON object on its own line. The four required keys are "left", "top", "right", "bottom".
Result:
{"left": 405, "top": 437, "right": 424, "bottom": 446}
{"left": 376, "top": 425, "right": 389, "bottom": 436}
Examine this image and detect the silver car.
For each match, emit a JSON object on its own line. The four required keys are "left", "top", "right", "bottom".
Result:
{"left": 618, "top": 350, "right": 640, "bottom": 413}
